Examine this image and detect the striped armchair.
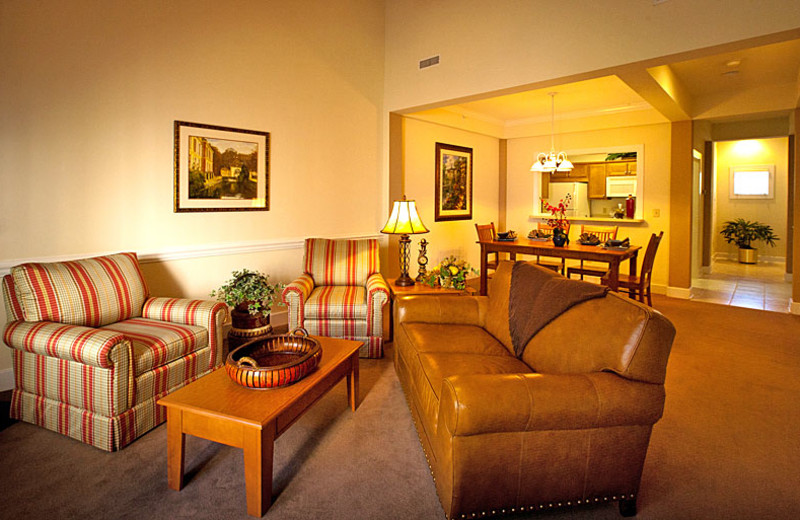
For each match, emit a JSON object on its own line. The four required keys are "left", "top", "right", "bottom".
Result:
{"left": 2, "top": 252, "right": 227, "bottom": 451}
{"left": 282, "top": 238, "right": 389, "bottom": 358}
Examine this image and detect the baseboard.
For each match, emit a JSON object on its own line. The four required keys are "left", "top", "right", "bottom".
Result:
{"left": 0, "top": 368, "right": 13, "bottom": 392}
{"left": 712, "top": 251, "right": 784, "bottom": 264}
{"left": 791, "top": 300, "right": 800, "bottom": 316}
{"left": 666, "top": 286, "right": 692, "bottom": 299}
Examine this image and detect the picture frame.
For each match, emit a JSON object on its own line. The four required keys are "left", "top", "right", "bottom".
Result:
{"left": 435, "top": 142, "right": 473, "bottom": 221}
{"left": 174, "top": 121, "right": 270, "bottom": 212}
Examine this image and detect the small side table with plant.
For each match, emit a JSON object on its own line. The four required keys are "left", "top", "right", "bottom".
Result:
{"left": 212, "top": 269, "right": 285, "bottom": 350}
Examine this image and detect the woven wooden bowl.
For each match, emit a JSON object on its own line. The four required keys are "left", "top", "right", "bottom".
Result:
{"left": 225, "top": 328, "right": 322, "bottom": 389}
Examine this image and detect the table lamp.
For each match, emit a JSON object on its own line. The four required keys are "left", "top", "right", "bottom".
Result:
{"left": 381, "top": 195, "right": 429, "bottom": 286}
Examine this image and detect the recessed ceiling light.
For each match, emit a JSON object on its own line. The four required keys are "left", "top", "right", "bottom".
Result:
{"left": 725, "top": 59, "right": 741, "bottom": 68}
{"left": 722, "top": 70, "right": 740, "bottom": 76}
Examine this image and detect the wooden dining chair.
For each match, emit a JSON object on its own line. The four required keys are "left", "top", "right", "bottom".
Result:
{"left": 535, "top": 222, "right": 570, "bottom": 274}
{"left": 475, "top": 222, "right": 499, "bottom": 276}
{"left": 602, "top": 231, "right": 663, "bottom": 306}
{"left": 566, "top": 225, "right": 619, "bottom": 280}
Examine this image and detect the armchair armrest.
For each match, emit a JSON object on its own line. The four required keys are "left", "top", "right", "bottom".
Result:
{"left": 396, "top": 295, "right": 487, "bottom": 327}
{"left": 282, "top": 273, "right": 315, "bottom": 304}
{"left": 366, "top": 273, "right": 389, "bottom": 307}
{"left": 3, "top": 320, "right": 128, "bottom": 369}
{"left": 440, "top": 372, "right": 665, "bottom": 437}
{"left": 142, "top": 297, "right": 228, "bottom": 369}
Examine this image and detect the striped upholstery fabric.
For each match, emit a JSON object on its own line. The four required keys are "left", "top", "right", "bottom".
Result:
{"left": 283, "top": 239, "right": 389, "bottom": 358}
{"left": 10, "top": 252, "right": 149, "bottom": 327}
{"left": 2, "top": 275, "right": 24, "bottom": 321}
{"left": 142, "top": 297, "right": 227, "bottom": 369}
{"left": 304, "top": 238, "right": 380, "bottom": 286}
{"left": 10, "top": 344, "right": 212, "bottom": 451}
{"left": 101, "top": 318, "right": 207, "bottom": 375}
{"left": 2, "top": 254, "right": 227, "bottom": 451}
{"left": 305, "top": 286, "right": 368, "bottom": 320}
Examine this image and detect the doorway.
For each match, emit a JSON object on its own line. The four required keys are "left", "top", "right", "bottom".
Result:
{"left": 691, "top": 137, "right": 791, "bottom": 312}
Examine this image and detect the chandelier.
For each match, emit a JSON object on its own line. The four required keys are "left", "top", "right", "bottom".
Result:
{"left": 530, "top": 92, "right": 573, "bottom": 174}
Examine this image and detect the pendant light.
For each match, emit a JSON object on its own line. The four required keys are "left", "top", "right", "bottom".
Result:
{"left": 530, "top": 92, "right": 573, "bottom": 174}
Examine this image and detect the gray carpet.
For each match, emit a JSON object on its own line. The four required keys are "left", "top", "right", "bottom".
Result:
{"left": 1, "top": 295, "right": 799, "bottom": 519}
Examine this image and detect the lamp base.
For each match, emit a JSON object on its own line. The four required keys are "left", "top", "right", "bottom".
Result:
{"left": 394, "top": 274, "right": 415, "bottom": 287}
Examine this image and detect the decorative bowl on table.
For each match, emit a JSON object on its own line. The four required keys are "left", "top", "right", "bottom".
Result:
{"left": 527, "top": 229, "right": 551, "bottom": 241}
{"left": 225, "top": 328, "right": 322, "bottom": 389}
{"left": 578, "top": 233, "right": 602, "bottom": 246}
{"left": 496, "top": 230, "right": 517, "bottom": 241}
{"left": 603, "top": 238, "right": 631, "bottom": 250}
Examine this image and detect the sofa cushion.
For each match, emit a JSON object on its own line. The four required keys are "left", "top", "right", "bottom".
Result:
{"left": 303, "top": 238, "right": 380, "bottom": 286}
{"left": 521, "top": 292, "right": 674, "bottom": 384}
{"left": 304, "top": 286, "right": 367, "bottom": 319}
{"left": 101, "top": 318, "right": 207, "bottom": 375}
{"left": 419, "top": 352, "right": 530, "bottom": 398}
{"left": 400, "top": 323, "right": 510, "bottom": 357}
{"left": 11, "top": 252, "right": 149, "bottom": 327}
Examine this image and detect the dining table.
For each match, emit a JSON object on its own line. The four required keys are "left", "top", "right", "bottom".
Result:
{"left": 477, "top": 238, "right": 642, "bottom": 296}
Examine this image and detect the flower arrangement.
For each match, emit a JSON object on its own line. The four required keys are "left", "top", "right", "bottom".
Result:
{"left": 541, "top": 192, "right": 572, "bottom": 233}
{"left": 424, "top": 256, "right": 477, "bottom": 290}
{"left": 211, "top": 269, "right": 284, "bottom": 316}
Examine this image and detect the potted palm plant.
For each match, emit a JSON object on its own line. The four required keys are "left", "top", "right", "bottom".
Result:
{"left": 719, "top": 218, "right": 779, "bottom": 264}
{"left": 211, "top": 269, "right": 284, "bottom": 332}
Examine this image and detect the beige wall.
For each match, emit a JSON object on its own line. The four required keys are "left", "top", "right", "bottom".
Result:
{"left": 0, "top": 0, "right": 386, "bottom": 382}
{"left": 401, "top": 118, "right": 500, "bottom": 271}
{"left": 713, "top": 138, "right": 789, "bottom": 259}
{"left": 385, "top": 0, "right": 800, "bottom": 112}
{"left": 505, "top": 123, "right": 672, "bottom": 291}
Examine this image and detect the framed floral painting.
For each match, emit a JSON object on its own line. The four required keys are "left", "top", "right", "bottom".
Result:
{"left": 434, "top": 142, "right": 472, "bottom": 221}
{"left": 174, "top": 121, "right": 270, "bottom": 212}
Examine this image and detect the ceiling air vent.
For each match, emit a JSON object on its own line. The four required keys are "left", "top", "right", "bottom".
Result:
{"left": 419, "top": 55, "right": 440, "bottom": 70}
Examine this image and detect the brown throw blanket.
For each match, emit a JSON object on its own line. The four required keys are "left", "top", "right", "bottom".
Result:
{"left": 509, "top": 262, "right": 608, "bottom": 357}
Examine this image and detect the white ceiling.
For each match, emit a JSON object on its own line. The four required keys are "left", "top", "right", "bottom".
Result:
{"left": 410, "top": 37, "right": 800, "bottom": 135}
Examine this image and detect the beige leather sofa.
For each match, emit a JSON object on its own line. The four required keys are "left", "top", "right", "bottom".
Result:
{"left": 393, "top": 261, "right": 675, "bottom": 519}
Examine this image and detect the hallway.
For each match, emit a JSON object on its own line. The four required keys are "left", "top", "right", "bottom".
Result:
{"left": 691, "top": 258, "right": 791, "bottom": 312}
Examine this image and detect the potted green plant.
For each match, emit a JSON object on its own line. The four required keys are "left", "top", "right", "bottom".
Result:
{"left": 719, "top": 218, "right": 779, "bottom": 264}
{"left": 423, "top": 256, "right": 477, "bottom": 290}
{"left": 211, "top": 269, "right": 284, "bottom": 332}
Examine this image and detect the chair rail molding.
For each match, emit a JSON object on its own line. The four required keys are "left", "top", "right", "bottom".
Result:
{"left": 0, "top": 234, "right": 383, "bottom": 277}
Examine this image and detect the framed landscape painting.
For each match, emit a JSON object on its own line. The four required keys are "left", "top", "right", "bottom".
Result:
{"left": 174, "top": 121, "right": 270, "bottom": 212}
{"left": 434, "top": 142, "right": 473, "bottom": 221}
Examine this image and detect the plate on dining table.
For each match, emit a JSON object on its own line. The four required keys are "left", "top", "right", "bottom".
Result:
{"left": 602, "top": 245, "right": 631, "bottom": 251}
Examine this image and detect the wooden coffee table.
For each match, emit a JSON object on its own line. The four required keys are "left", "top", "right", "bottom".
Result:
{"left": 158, "top": 336, "right": 361, "bottom": 517}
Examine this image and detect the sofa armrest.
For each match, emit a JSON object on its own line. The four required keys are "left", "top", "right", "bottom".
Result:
{"left": 440, "top": 372, "right": 665, "bottom": 437}
{"left": 396, "top": 295, "right": 487, "bottom": 327}
{"left": 142, "top": 297, "right": 228, "bottom": 369}
{"left": 3, "top": 320, "right": 129, "bottom": 369}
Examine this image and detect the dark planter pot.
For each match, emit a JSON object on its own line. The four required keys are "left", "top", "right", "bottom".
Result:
{"left": 552, "top": 232, "right": 568, "bottom": 247}
{"left": 232, "top": 302, "right": 270, "bottom": 330}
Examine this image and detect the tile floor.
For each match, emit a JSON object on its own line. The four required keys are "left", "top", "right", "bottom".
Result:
{"left": 691, "top": 258, "right": 792, "bottom": 312}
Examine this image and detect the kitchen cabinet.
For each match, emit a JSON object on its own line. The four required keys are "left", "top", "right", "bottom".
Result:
{"left": 587, "top": 164, "right": 607, "bottom": 199}
{"left": 605, "top": 160, "right": 636, "bottom": 176}
{"left": 549, "top": 163, "right": 587, "bottom": 182}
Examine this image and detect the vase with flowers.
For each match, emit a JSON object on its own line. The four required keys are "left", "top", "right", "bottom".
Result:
{"left": 424, "top": 256, "right": 477, "bottom": 290}
{"left": 541, "top": 193, "right": 572, "bottom": 247}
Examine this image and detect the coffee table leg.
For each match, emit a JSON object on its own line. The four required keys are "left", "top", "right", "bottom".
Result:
{"left": 243, "top": 423, "right": 275, "bottom": 517}
{"left": 347, "top": 353, "right": 359, "bottom": 411}
{"left": 166, "top": 407, "right": 185, "bottom": 491}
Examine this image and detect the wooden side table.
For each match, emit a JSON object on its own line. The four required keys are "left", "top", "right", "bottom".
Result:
{"left": 387, "top": 278, "right": 476, "bottom": 341}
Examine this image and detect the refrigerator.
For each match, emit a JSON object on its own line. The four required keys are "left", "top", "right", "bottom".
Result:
{"left": 547, "top": 182, "right": 590, "bottom": 217}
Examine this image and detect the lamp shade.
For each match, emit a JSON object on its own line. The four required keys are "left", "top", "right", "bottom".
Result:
{"left": 381, "top": 197, "right": 429, "bottom": 235}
